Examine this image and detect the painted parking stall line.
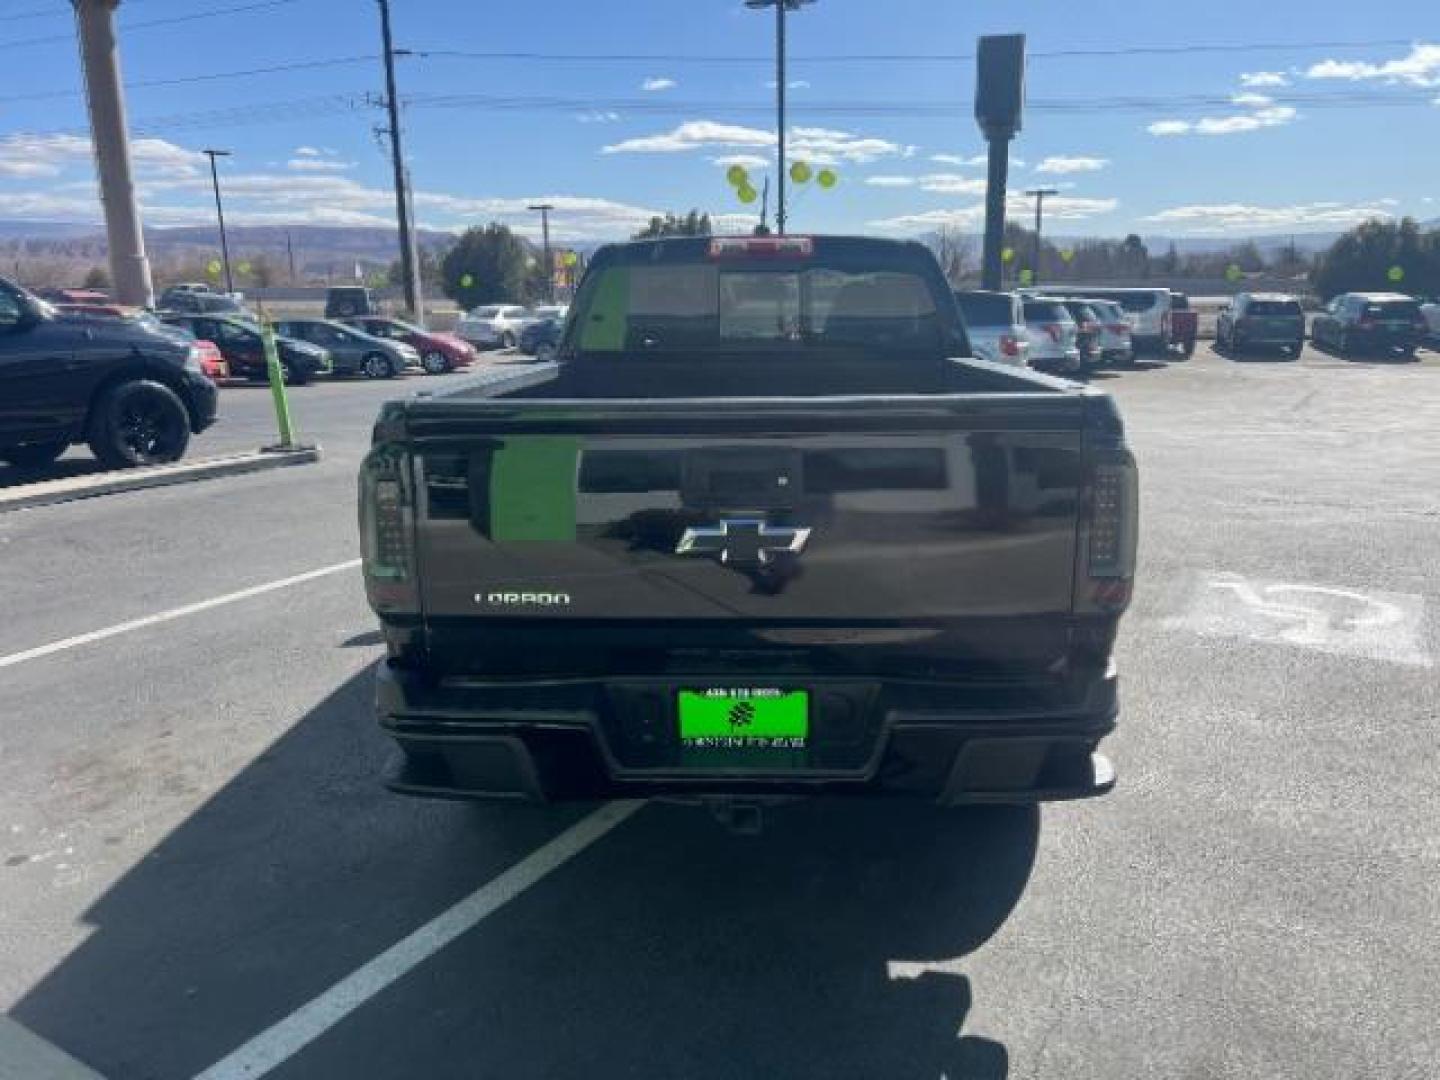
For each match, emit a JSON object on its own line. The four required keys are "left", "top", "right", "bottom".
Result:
{"left": 0, "top": 560, "right": 362, "bottom": 671}
{"left": 193, "top": 799, "right": 645, "bottom": 1080}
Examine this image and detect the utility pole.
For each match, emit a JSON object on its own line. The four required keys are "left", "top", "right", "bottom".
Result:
{"left": 285, "top": 230, "right": 296, "bottom": 284}
{"left": 746, "top": 0, "right": 814, "bottom": 235}
{"left": 72, "top": 0, "right": 153, "bottom": 307}
{"left": 527, "top": 203, "right": 555, "bottom": 303}
{"left": 377, "top": 0, "right": 419, "bottom": 317}
{"left": 1025, "top": 187, "right": 1058, "bottom": 284}
{"left": 203, "top": 149, "right": 235, "bottom": 295}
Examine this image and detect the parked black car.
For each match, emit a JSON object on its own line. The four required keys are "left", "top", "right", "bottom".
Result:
{"left": 1216, "top": 293, "right": 1305, "bottom": 358}
{"left": 158, "top": 290, "right": 251, "bottom": 318}
{"left": 0, "top": 275, "right": 218, "bottom": 469}
{"left": 160, "top": 314, "right": 330, "bottom": 384}
{"left": 324, "top": 286, "right": 375, "bottom": 319}
{"left": 517, "top": 316, "right": 563, "bottom": 361}
{"left": 1311, "top": 293, "right": 1425, "bottom": 359}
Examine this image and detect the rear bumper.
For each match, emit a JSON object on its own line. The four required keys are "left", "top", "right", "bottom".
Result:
{"left": 374, "top": 663, "right": 1119, "bottom": 806}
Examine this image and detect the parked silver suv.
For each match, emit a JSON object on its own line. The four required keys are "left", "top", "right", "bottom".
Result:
{"left": 1021, "top": 298, "right": 1081, "bottom": 375}
{"left": 954, "top": 289, "right": 1030, "bottom": 367}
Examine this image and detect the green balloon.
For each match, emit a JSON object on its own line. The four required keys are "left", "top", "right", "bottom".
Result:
{"left": 1060, "top": 249, "right": 1075, "bottom": 263}
{"left": 1387, "top": 265, "right": 1405, "bottom": 282}
{"left": 736, "top": 184, "right": 758, "bottom": 204}
{"left": 816, "top": 168, "right": 837, "bottom": 189}
{"left": 460, "top": 273, "right": 475, "bottom": 288}
{"left": 726, "top": 165, "right": 749, "bottom": 187}
{"left": 790, "top": 161, "right": 812, "bottom": 184}
{"left": 1001, "top": 247, "right": 1015, "bottom": 263}
{"left": 1019, "top": 267, "right": 1034, "bottom": 286}
{"left": 207, "top": 260, "right": 221, "bottom": 276}
{"left": 1225, "top": 263, "right": 1243, "bottom": 282}
{"left": 238, "top": 262, "right": 251, "bottom": 275}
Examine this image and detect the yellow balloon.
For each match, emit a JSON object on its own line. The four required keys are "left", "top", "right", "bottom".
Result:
{"left": 1001, "top": 247, "right": 1015, "bottom": 263}
{"left": 460, "top": 273, "right": 475, "bottom": 288}
{"left": 1060, "top": 249, "right": 1075, "bottom": 263}
{"left": 562, "top": 251, "right": 578, "bottom": 267}
{"left": 790, "top": 161, "right": 812, "bottom": 184}
{"left": 816, "top": 169, "right": 837, "bottom": 189}
{"left": 207, "top": 260, "right": 221, "bottom": 276}
{"left": 726, "top": 165, "right": 749, "bottom": 187}
{"left": 737, "top": 184, "right": 758, "bottom": 204}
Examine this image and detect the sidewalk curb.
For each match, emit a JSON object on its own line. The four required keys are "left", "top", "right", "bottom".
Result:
{"left": 0, "top": 1015, "right": 107, "bottom": 1079}
{"left": 0, "top": 447, "right": 322, "bottom": 514}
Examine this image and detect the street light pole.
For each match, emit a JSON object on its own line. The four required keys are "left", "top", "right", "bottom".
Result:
{"left": 203, "top": 149, "right": 234, "bottom": 295}
{"left": 528, "top": 203, "right": 555, "bottom": 303}
{"left": 747, "top": 0, "right": 813, "bottom": 235}
{"left": 1025, "top": 187, "right": 1058, "bottom": 284}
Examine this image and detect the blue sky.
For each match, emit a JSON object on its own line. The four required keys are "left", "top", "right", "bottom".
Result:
{"left": 0, "top": 0, "right": 1435, "bottom": 241}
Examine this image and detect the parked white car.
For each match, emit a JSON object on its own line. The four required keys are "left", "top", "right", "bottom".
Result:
{"left": 1036, "top": 286, "right": 1172, "bottom": 357}
{"left": 1021, "top": 297, "right": 1081, "bottom": 375}
{"left": 953, "top": 289, "right": 1030, "bottom": 367}
{"left": 456, "top": 304, "right": 534, "bottom": 349}
{"left": 1084, "top": 299, "right": 1134, "bottom": 365}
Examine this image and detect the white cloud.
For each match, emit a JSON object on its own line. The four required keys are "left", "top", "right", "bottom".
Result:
{"left": 1142, "top": 201, "right": 1396, "bottom": 233}
{"left": 712, "top": 154, "right": 770, "bottom": 169}
{"left": 0, "top": 133, "right": 203, "bottom": 181}
{"left": 576, "top": 111, "right": 621, "bottom": 124}
{"left": 930, "top": 153, "right": 987, "bottom": 167}
{"left": 711, "top": 212, "right": 762, "bottom": 233}
{"left": 294, "top": 146, "right": 322, "bottom": 157}
{"left": 286, "top": 158, "right": 355, "bottom": 172}
{"left": 603, "top": 120, "right": 773, "bottom": 153}
{"left": 1305, "top": 43, "right": 1440, "bottom": 87}
{"left": 1035, "top": 155, "right": 1109, "bottom": 175}
{"left": 865, "top": 176, "right": 916, "bottom": 187}
{"left": 601, "top": 120, "right": 907, "bottom": 163}
{"left": 918, "top": 173, "right": 987, "bottom": 195}
{"left": 869, "top": 195, "right": 1117, "bottom": 233}
{"left": 642, "top": 77, "right": 677, "bottom": 91}
{"left": 1230, "top": 92, "right": 1273, "bottom": 107}
{"left": 1240, "top": 71, "right": 1289, "bottom": 87}
{"left": 1147, "top": 102, "right": 1296, "bottom": 137}
{"left": 764, "top": 79, "right": 811, "bottom": 90}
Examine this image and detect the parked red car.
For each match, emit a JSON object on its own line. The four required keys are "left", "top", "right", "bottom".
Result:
{"left": 190, "top": 339, "right": 229, "bottom": 380}
{"left": 1168, "top": 291, "right": 1198, "bottom": 358}
{"left": 343, "top": 316, "right": 476, "bottom": 374}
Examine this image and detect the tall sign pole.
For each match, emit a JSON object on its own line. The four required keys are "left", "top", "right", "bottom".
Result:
{"left": 72, "top": 0, "right": 153, "bottom": 307}
{"left": 974, "top": 34, "right": 1026, "bottom": 292}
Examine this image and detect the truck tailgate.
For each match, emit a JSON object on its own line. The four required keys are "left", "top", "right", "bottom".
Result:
{"left": 401, "top": 394, "right": 1084, "bottom": 625}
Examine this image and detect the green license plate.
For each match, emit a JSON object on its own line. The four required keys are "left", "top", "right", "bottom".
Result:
{"left": 677, "top": 689, "right": 809, "bottom": 766}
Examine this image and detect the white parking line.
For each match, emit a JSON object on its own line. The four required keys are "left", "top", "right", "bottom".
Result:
{"left": 193, "top": 799, "right": 644, "bottom": 1080}
{"left": 0, "top": 559, "right": 362, "bottom": 670}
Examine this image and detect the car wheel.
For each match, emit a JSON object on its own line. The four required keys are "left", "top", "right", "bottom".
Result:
{"left": 501, "top": 331, "right": 517, "bottom": 350}
{"left": 421, "top": 350, "right": 451, "bottom": 375}
{"left": 87, "top": 379, "right": 191, "bottom": 469}
{"left": 362, "top": 352, "right": 394, "bottom": 379}
{"left": 1, "top": 440, "right": 67, "bottom": 469}
{"left": 535, "top": 341, "right": 557, "bottom": 363}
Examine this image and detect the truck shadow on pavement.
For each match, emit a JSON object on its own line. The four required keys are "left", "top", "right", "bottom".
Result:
{"left": 12, "top": 664, "right": 1036, "bottom": 1080}
{"left": 0, "top": 458, "right": 105, "bottom": 491}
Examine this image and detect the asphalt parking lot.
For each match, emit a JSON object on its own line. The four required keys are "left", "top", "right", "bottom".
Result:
{"left": 2, "top": 342, "right": 1437, "bottom": 1079}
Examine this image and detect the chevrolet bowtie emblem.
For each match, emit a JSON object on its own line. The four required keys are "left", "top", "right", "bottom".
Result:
{"left": 675, "top": 518, "right": 811, "bottom": 569}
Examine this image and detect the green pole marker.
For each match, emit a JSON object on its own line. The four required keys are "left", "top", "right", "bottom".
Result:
{"left": 1019, "top": 267, "right": 1034, "bottom": 286}
{"left": 258, "top": 310, "right": 295, "bottom": 448}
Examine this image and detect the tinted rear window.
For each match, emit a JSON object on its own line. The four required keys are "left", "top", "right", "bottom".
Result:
{"left": 954, "top": 292, "right": 1015, "bottom": 327}
{"left": 1247, "top": 300, "right": 1302, "bottom": 317}
{"left": 1023, "top": 301, "right": 1073, "bottom": 323}
{"left": 1363, "top": 301, "right": 1420, "bottom": 319}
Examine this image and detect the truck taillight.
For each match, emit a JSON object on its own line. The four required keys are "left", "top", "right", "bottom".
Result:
{"left": 359, "top": 446, "right": 419, "bottom": 614}
{"left": 708, "top": 236, "right": 813, "bottom": 259}
{"left": 1087, "top": 459, "right": 1138, "bottom": 582}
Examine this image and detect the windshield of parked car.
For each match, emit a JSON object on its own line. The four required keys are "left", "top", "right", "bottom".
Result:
{"left": 954, "top": 291, "right": 1015, "bottom": 327}
{"left": 1247, "top": 300, "right": 1303, "bottom": 316}
{"left": 1023, "top": 300, "right": 1074, "bottom": 324}
{"left": 1362, "top": 300, "right": 1421, "bottom": 319}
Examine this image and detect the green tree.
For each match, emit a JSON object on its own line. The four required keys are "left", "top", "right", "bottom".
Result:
{"left": 440, "top": 223, "right": 531, "bottom": 309}
{"left": 1313, "top": 217, "right": 1438, "bottom": 300}
{"left": 632, "top": 210, "right": 713, "bottom": 239}
{"left": 1120, "top": 234, "right": 1149, "bottom": 278}
{"left": 82, "top": 264, "right": 110, "bottom": 290}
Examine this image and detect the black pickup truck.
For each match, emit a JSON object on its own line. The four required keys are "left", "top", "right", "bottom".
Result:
{"left": 359, "top": 236, "right": 1138, "bottom": 816}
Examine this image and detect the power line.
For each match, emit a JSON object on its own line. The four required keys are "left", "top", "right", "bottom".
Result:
{"left": 0, "top": 0, "right": 302, "bottom": 49}
{"left": 406, "top": 38, "right": 1417, "bottom": 66}
{"left": 0, "top": 54, "right": 377, "bottom": 104}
